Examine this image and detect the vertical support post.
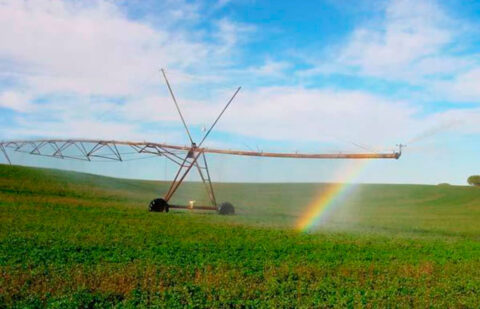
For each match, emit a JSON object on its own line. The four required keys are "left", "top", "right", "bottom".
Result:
{"left": 202, "top": 153, "right": 217, "bottom": 207}
{"left": 194, "top": 153, "right": 216, "bottom": 207}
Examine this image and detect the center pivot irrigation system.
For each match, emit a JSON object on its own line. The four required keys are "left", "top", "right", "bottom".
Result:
{"left": 0, "top": 69, "right": 403, "bottom": 215}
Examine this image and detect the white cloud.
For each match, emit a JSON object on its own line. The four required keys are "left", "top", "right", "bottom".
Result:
{"left": 339, "top": 0, "right": 452, "bottom": 75}
{"left": 11, "top": 118, "right": 141, "bottom": 140}
{"left": 246, "top": 59, "right": 291, "bottom": 77}
{"left": 0, "top": 0, "right": 259, "bottom": 141}
{"left": 116, "top": 86, "right": 430, "bottom": 149}
{"left": 302, "top": 0, "right": 477, "bottom": 84}
{"left": 0, "top": 0, "right": 249, "bottom": 97}
{"left": 213, "top": 18, "right": 256, "bottom": 56}
{"left": 428, "top": 107, "right": 480, "bottom": 135}
{"left": 0, "top": 91, "right": 33, "bottom": 112}
{"left": 219, "top": 87, "right": 417, "bottom": 146}
{"left": 190, "top": 86, "right": 480, "bottom": 149}
{"left": 440, "top": 68, "right": 480, "bottom": 102}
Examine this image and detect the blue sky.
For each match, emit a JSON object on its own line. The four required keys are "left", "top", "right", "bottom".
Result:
{"left": 1, "top": 0, "right": 480, "bottom": 185}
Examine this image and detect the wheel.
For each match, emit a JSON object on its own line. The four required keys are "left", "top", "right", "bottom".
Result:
{"left": 148, "top": 198, "right": 169, "bottom": 212}
{"left": 217, "top": 202, "right": 235, "bottom": 215}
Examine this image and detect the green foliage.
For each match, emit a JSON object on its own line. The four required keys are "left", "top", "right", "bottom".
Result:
{"left": 467, "top": 175, "right": 480, "bottom": 186}
{"left": 1, "top": 165, "right": 480, "bottom": 307}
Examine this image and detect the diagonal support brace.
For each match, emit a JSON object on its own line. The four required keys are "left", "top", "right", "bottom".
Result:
{"left": 163, "top": 151, "right": 202, "bottom": 202}
{"left": 0, "top": 144, "right": 11, "bottom": 165}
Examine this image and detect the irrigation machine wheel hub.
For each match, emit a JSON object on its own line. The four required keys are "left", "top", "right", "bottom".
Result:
{"left": 148, "top": 198, "right": 169, "bottom": 212}
{"left": 217, "top": 202, "right": 235, "bottom": 215}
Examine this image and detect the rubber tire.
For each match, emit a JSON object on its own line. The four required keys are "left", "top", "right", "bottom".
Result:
{"left": 217, "top": 202, "right": 235, "bottom": 215}
{"left": 148, "top": 198, "right": 169, "bottom": 212}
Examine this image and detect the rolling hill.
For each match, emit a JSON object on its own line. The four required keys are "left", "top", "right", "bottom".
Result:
{"left": 1, "top": 164, "right": 479, "bottom": 307}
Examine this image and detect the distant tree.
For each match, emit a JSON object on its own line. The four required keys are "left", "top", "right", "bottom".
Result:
{"left": 437, "top": 183, "right": 450, "bottom": 186}
{"left": 467, "top": 175, "right": 480, "bottom": 187}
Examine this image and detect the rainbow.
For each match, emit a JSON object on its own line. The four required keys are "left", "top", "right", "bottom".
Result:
{"left": 296, "top": 160, "right": 371, "bottom": 232}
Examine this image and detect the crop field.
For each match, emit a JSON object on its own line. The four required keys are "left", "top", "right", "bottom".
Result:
{"left": 1, "top": 164, "right": 479, "bottom": 307}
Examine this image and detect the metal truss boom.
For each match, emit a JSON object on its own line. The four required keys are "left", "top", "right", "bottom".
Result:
{"left": 0, "top": 139, "right": 402, "bottom": 162}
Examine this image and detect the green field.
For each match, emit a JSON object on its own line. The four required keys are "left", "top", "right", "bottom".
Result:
{"left": 1, "top": 164, "right": 479, "bottom": 307}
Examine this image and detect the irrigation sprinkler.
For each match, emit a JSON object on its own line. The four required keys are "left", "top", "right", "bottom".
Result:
{"left": 0, "top": 69, "right": 403, "bottom": 215}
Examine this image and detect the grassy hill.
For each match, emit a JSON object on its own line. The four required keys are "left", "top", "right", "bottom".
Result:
{"left": 1, "top": 164, "right": 479, "bottom": 307}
